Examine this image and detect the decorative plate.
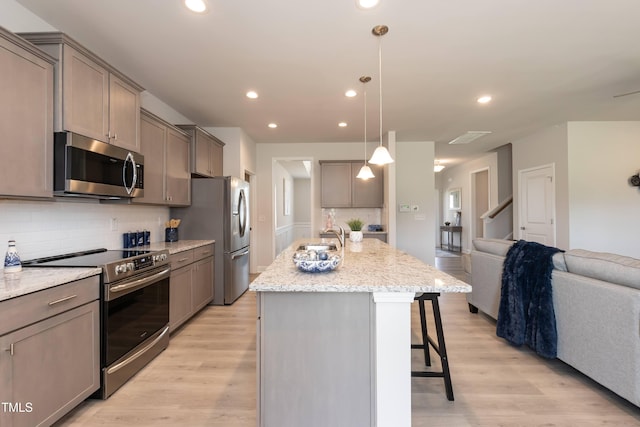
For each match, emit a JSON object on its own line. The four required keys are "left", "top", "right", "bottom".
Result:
{"left": 292, "top": 250, "right": 341, "bottom": 273}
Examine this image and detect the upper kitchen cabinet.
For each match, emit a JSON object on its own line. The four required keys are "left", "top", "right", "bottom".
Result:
{"left": 19, "top": 32, "right": 143, "bottom": 152}
{"left": 320, "top": 161, "right": 384, "bottom": 208}
{"left": 177, "top": 125, "right": 224, "bottom": 177}
{"left": 0, "top": 28, "right": 54, "bottom": 198}
{"left": 135, "top": 109, "right": 190, "bottom": 206}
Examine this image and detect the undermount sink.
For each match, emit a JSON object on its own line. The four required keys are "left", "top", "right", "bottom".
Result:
{"left": 297, "top": 243, "right": 338, "bottom": 252}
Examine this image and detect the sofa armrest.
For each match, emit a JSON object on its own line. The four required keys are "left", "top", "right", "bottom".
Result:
{"left": 470, "top": 250, "right": 506, "bottom": 319}
{"left": 553, "top": 270, "right": 640, "bottom": 406}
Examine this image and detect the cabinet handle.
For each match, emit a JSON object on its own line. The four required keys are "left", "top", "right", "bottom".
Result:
{"left": 177, "top": 257, "right": 189, "bottom": 263}
{"left": 201, "top": 250, "right": 211, "bottom": 255}
{"left": 48, "top": 294, "right": 77, "bottom": 306}
{"left": 5, "top": 343, "right": 14, "bottom": 356}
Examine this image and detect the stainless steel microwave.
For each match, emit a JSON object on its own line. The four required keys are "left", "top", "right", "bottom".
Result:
{"left": 54, "top": 132, "right": 144, "bottom": 199}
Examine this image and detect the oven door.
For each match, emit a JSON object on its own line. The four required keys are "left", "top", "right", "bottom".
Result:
{"left": 104, "top": 266, "right": 169, "bottom": 366}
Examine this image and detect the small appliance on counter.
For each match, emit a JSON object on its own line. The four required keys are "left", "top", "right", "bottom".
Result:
{"left": 368, "top": 224, "right": 383, "bottom": 232}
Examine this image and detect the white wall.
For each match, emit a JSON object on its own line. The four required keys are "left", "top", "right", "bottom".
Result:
{"left": 294, "top": 179, "right": 311, "bottom": 223}
{"left": 512, "top": 123, "right": 570, "bottom": 249}
{"left": 208, "top": 127, "right": 257, "bottom": 178}
{"left": 395, "top": 141, "right": 435, "bottom": 265}
{"left": 567, "top": 122, "right": 640, "bottom": 257}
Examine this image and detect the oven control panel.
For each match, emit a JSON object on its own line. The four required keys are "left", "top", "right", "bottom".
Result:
{"left": 113, "top": 250, "right": 169, "bottom": 276}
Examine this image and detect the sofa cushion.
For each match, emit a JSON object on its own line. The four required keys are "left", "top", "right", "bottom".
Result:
{"left": 472, "top": 238, "right": 514, "bottom": 257}
{"left": 564, "top": 249, "right": 640, "bottom": 290}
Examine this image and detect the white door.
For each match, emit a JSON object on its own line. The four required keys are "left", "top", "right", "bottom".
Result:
{"left": 518, "top": 164, "right": 555, "bottom": 245}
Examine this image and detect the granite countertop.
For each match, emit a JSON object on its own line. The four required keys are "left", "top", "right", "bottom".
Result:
{"left": 0, "top": 240, "right": 214, "bottom": 303}
{"left": 250, "top": 238, "right": 471, "bottom": 294}
{"left": 0, "top": 268, "right": 101, "bottom": 302}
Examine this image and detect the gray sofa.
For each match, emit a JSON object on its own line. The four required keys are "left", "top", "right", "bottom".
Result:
{"left": 469, "top": 238, "right": 640, "bottom": 407}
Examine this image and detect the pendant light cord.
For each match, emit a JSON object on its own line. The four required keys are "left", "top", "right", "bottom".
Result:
{"left": 378, "top": 34, "right": 383, "bottom": 148}
{"left": 364, "top": 82, "right": 368, "bottom": 165}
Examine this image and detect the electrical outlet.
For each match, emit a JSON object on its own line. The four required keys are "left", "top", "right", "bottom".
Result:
{"left": 110, "top": 217, "right": 118, "bottom": 231}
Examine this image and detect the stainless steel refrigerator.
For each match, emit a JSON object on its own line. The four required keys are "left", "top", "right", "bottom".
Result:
{"left": 172, "top": 176, "right": 250, "bottom": 305}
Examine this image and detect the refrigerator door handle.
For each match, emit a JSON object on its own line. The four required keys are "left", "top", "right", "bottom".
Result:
{"left": 231, "top": 250, "right": 250, "bottom": 260}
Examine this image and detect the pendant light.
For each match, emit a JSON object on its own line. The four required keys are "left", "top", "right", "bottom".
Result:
{"left": 356, "top": 76, "right": 375, "bottom": 180}
{"left": 368, "top": 25, "right": 394, "bottom": 165}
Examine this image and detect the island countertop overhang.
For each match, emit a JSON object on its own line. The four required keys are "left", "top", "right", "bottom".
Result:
{"left": 250, "top": 238, "right": 471, "bottom": 294}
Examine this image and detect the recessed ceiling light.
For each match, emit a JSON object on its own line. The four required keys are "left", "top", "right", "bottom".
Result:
{"left": 477, "top": 95, "right": 492, "bottom": 104}
{"left": 356, "top": 0, "right": 380, "bottom": 9}
{"left": 268, "top": 123, "right": 278, "bottom": 129}
{"left": 184, "top": 0, "right": 207, "bottom": 13}
{"left": 338, "top": 122, "right": 348, "bottom": 127}
{"left": 345, "top": 89, "right": 357, "bottom": 98}
{"left": 246, "top": 91, "right": 258, "bottom": 99}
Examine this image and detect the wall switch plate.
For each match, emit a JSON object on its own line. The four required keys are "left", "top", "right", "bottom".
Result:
{"left": 110, "top": 217, "right": 118, "bottom": 231}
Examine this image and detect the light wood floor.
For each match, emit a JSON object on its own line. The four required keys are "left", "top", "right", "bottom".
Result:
{"left": 55, "top": 256, "right": 640, "bottom": 426}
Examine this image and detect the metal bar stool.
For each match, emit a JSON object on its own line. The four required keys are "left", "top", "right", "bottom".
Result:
{"left": 411, "top": 292, "right": 454, "bottom": 401}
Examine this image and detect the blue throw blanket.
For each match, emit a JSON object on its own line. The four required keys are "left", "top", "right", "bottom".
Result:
{"left": 496, "top": 240, "right": 563, "bottom": 358}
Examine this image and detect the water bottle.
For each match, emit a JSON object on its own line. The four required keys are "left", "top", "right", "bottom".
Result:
{"left": 4, "top": 240, "right": 22, "bottom": 273}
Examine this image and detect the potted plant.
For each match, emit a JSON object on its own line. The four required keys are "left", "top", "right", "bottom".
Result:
{"left": 346, "top": 218, "right": 364, "bottom": 243}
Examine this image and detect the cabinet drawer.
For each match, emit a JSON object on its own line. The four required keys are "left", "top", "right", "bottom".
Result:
{"left": 170, "top": 250, "right": 194, "bottom": 269}
{"left": 194, "top": 244, "right": 214, "bottom": 261}
{"left": 0, "top": 275, "right": 100, "bottom": 336}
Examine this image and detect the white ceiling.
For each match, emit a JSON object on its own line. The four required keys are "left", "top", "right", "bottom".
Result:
{"left": 14, "top": 0, "right": 640, "bottom": 168}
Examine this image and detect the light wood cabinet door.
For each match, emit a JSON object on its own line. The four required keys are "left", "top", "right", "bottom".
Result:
{"left": 0, "top": 30, "right": 54, "bottom": 198}
{"left": 193, "top": 130, "right": 212, "bottom": 176}
{"left": 320, "top": 161, "right": 384, "bottom": 208}
{"left": 165, "top": 128, "right": 191, "bottom": 206}
{"left": 210, "top": 138, "right": 224, "bottom": 177}
{"left": 0, "top": 301, "right": 100, "bottom": 427}
{"left": 136, "top": 110, "right": 190, "bottom": 206}
{"left": 179, "top": 125, "right": 225, "bottom": 178}
{"left": 169, "top": 264, "right": 193, "bottom": 332}
{"left": 192, "top": 256, "right": 214, "bottom": 313}
{"left": 352, "top": 162, "right": 383, "bottom": 207}
{"left": 108, "top": 74, "right": 140, "bottom": 152}
{"left": 62, "top": 44, "right": 110, "bottom": 142}
{"left": 320, "top": 162, "right": 352, "bottom": 208}
{"left": 19, "top": 33, "right": 142, "bottom": 152}
{"left": 136, "top": 112, "right": 167, "bottom": 204}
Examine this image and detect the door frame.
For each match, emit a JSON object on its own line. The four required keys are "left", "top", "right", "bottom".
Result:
{"left": 469, "top": 166, "right": 491, "bottom": 249}
{"left": 517, "top": 163, "right": 556, "bottom": 245}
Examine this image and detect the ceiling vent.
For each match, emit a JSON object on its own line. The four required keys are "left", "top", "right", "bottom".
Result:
{"left": 448, "top": 131, "right": 492, "bottom": 145}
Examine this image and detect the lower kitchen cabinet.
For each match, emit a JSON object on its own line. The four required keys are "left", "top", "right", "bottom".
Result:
{"left": 0, "top": 275, "right": 100, "bottom": 427}
{"left": 169, "top": 244, "right": 215, "bottom": 332}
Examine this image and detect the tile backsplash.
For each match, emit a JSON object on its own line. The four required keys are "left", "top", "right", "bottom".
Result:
{"left": 321, "top": 208, "right": 382, "bottom": 231}
{"left": 0, "top": 199, "right": 169, "bottom": 266}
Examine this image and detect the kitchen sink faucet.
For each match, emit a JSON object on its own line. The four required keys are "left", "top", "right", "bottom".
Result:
{"left": 324, "top": 226, "right": 345, "bottom": 249}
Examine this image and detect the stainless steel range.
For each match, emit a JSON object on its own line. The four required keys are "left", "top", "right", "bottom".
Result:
{"left": 23, "top": 248, "right": 170, "bottom": 398}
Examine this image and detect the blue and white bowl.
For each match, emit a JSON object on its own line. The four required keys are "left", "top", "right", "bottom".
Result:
{"left": 292, "top": 250, "right": 341, "bottom": 273}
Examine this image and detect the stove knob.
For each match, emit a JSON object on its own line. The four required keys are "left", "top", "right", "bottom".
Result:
{"left": 115, "top": 264, "right": 126, "bottom": 275}
{"left": 126, "top": 262, "right": 135, "bottom": 272}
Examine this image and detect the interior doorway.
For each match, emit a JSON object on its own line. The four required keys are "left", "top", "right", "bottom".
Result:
{"left": 272, "top": 158, "right": 312, "bottom": 256}
{"left": 470, "top": 168, "right": 490, "bottom": 242}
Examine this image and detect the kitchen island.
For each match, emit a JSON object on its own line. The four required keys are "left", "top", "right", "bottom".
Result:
{"left": 250, "top": 238, "right": 471, "bottom": 427}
